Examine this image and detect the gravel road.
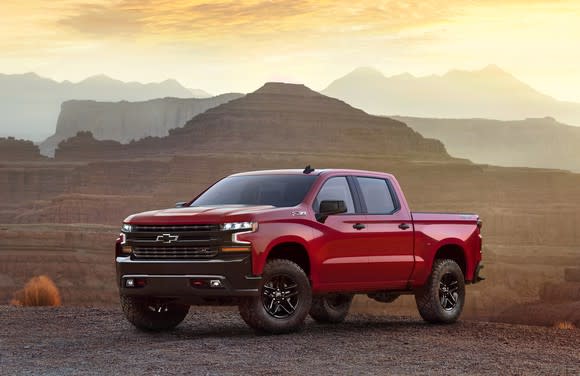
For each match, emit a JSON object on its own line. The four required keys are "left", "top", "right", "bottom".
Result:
{"left": 0, "top": 306, "right": 578, "bottom": 375}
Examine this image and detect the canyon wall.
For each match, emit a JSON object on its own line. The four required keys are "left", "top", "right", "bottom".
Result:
{"left": 40, "top": 93, "right": 243, "bottom": 156}
{"left": 397, "top": 116, "right": 580, "bottom": 172}
{"left": 53, "top": 83, "right": 450, "bottom": 161}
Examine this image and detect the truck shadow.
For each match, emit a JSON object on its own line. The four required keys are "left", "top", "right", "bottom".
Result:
{"left": 137, "top": 315, "right": 431, "bottom": 341}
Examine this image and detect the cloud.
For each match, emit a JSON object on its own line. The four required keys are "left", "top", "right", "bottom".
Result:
{"left": 41, "top": 0, "right": 576, "bottom": 58}
{"left": 57, "top": 1, "right": 460, "bottom": 40}
{"left": 58, "top": 1, "right": 149, "bottom": 37}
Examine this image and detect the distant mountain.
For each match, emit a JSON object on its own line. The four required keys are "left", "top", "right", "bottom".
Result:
{"left": 395, "top": 116, "right": 580, "bottom": 172}
{"left": 188, "top": 88, "right": 213, "bottom": 98}
{"left": 0, "top": 72, "right": 209, "bottom": 141}
{"left": 39, "top": 93, "right": 243, "bottom": 156}
{"left": 322, "top": 65, "right": 580, "bottom": 126}
{"left": 54, "top": 82, "right": 450, "bottom": 161}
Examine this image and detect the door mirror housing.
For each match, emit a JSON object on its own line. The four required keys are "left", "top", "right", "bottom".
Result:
{"left": 316, "top": 200, "right": 347, "bottom": 223}
{"left": 175, "top": 201, "right": 188, "bottom": 208}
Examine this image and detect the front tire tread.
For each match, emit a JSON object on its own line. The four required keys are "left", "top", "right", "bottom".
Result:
{"left": 239, "top": 259, "right": 312, "bottom": 334}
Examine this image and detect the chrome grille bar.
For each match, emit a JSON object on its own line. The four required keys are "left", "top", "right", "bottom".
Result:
{"left": 131, "top": 224, "right": 220, "bottom": 232}
{"left": 133, "top": 247, "right": 219, "bottom": 259}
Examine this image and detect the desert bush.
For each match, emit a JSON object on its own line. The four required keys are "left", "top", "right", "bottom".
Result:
{"left": 554, "top": 321, "right": 576, "bottom": 330}
{"left": 10, "top": 275, "right": 62, "bottom": 307}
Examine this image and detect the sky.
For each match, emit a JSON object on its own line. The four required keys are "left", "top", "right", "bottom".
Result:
{"left": 1, "top": 0, "right": 579, "bottom": 100}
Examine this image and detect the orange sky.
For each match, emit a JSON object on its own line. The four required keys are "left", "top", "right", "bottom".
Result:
{"left": 1, "top": 0, "right": 579, "bottom": 100}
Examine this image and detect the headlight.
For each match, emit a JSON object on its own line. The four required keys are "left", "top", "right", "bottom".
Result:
{"left": 221, "top": 222, "right": 258, "bottom": 231}
{"left": 122, "top": 223, "right": 133, "bottom": 232}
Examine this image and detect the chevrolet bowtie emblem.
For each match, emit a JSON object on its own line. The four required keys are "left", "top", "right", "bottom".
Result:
{"left": 155, "top": 233, "right": 179, "bottom": 244}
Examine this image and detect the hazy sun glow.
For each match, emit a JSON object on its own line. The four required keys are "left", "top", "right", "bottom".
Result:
{"left": 1, "top": 0, "right": 579, "bottom": 100}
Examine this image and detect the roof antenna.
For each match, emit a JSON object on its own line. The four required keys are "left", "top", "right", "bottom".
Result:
{"left": 303, "top": 165, "right": 315, "bottom": 174}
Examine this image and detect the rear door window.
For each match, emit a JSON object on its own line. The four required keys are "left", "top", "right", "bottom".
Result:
{"left": 356, "top": 177, "right": 397, "bottom": 214}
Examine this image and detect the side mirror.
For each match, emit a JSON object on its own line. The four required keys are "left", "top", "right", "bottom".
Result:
{"left": 316, "top": 200, "right": 347, "bottom": 223}
{"left": 175, "top": 201, "right": 188, "bottom": 208}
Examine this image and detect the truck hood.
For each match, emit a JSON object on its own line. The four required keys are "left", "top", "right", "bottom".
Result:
{"left": 124, "top": 205, "right": 275, "bottom": 225}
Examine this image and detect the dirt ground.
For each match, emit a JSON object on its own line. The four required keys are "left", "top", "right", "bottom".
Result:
{"left": 0, "top": 306, "right": 578, "bottom": 375}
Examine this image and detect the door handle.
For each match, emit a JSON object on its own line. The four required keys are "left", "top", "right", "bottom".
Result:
{"left": 398, "top": 223, "right": 411, "bottom": 230}
{"left": 353, "top": 223, "right": 366, "bottom": 230}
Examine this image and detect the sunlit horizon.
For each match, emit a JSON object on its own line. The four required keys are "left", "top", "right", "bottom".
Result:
{"left": 2, "top": 0, "right": 580, "bottom": 101}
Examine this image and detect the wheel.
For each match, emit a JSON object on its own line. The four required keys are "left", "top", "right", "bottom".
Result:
{"left": 120, "top": 296, "right": 189, "bottom": 331}
{"left": 415, "top": 259, "right": 465, "bottom": 324}
{"left": 309, "top": 293, "right": 353, "bottom": 324}
{"left": 239, "top": 259, "right": 312, "bottom": 334}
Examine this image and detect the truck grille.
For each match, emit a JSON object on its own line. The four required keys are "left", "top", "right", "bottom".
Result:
{"left": 125, "top": 224, "right": 223, "bottom": 260}
{"left": 133, "top": 247, "right": 219, "bottom": 259}
{"left": 131, "top": 224, "right": 220, "bottom": 232}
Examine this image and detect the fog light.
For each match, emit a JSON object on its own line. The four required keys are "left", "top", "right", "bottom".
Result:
{"left": 125, "top": 278, "right": 146, "bottom": 287}
{"left": 210, "top": 279, "right": 223, "bottom": 288}
{"left": 121, "top": 245, "right": 133, "bottom": 254}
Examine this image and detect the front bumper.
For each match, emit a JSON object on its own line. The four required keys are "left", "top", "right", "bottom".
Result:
{"left": 116, "top": 254, "right": 261, "bottom": 303}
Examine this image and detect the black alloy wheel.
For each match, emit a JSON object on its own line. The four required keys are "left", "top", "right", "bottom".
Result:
{"left": 414, "top": 258, "right": 465, "bottom": 324}
{"left": 439, "top": 272, "right": 460, "bottom": 311}
{"left": 238, "top": 259, "right": 312, "bottom": 334}
{"left": 262, "top": 275, "right": 299, "bottom": 319}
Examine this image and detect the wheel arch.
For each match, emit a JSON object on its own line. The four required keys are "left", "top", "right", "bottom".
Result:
{"left": 265, "top": 241, "right": 311, "bottom": 277}
{"left": 434, "top": 243, "right": 467, "bottom": 278}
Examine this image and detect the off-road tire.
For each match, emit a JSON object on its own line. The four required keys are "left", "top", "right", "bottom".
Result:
{"left": 309, "top": 294, "right": 353, "bottom": 324}
{"left": 120, "top": 296, "right": 190, "bottom": 331}
{"left": 239, "top": 259, "right": 312, "bottom": 334}
{"left": 415, "top": 259, "right": 465, "bottom": 324}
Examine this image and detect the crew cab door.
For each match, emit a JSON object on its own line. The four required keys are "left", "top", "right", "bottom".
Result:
{"left": 312, "top": 176, "right": 370, "bottom": 286}
{"left": 354, "top": 176, "right": 414, "bottom": 287}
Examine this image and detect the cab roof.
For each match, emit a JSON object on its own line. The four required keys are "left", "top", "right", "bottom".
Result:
{"left": 229, "top": 168, "right": 394, "bottom": 179}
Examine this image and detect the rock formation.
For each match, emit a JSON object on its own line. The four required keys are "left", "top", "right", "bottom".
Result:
{"left": 54, "top": 132, "right": 127, "bottom": 160}
{"left": 40, "top": 94, "right": 243, "bottom": 156}
{"left": 0, "top": 72, "right": 210, "bottom": 141}
{"left": 0, "top": 137, "right": 45, "bottom": 161}
{"left": 54, "top": 82, "right": 450, "bottom": 161}
{"left": 395, "top": 116, "right": 580, "bottom": 172}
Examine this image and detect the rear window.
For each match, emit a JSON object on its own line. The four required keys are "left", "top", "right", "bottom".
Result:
{"left": 191, "top": 175, "right": 317, "bottom": 207}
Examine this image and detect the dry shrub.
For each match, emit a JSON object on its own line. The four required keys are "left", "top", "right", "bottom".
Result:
{"left": 10, "top": 275, "right": 62, "bottom": 307}
{"left": 554, "top": 321, "right": 576, "bottom": 330}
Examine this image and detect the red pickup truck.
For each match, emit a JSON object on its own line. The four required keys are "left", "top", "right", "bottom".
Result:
{"left": 116, "top": 168, "right": 483, "bottom": 333}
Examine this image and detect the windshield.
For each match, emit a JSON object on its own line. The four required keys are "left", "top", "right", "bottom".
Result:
{"left": 190, "top": 175, "right": 317, "bottom": 207}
